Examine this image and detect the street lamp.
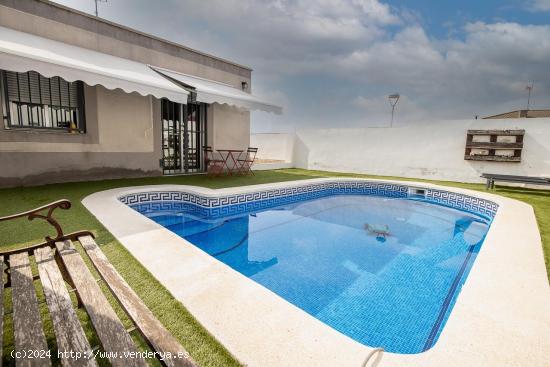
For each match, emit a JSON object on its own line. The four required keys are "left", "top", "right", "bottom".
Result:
{"left": 525, "top": 82, "right": 534, "bottom": 110}
{"left": 94, "top": 0, "right": 108, "bottom": 17}
{"left": 388, "top": 93, "right": 400, "bottom": 127}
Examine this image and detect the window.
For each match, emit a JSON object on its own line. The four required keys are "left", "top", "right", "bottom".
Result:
{"left": 1, "top": 70, "right": 85, "bottom": 132}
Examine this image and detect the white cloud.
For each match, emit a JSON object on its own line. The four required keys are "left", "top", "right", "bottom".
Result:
{"left": 157, "top": 3, "right": 550, "bottom": 121}
{"left": 336, "top": 21, "right": 550, "bottom": 120}
{"left": 529, "top": 0, "right": 550, "bottom": 11}
{"left": 52, "top": 0, "right": 550, "bottom": 129}
{"left": 352, "top": 0, "right": 400, "bottom": 25}
{"left": 338, "top": 26, "right": 445, "bottom": 86}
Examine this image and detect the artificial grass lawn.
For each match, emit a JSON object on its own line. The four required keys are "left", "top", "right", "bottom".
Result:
{"left": 0, "top": 168, "right": 548, "bottom": 366}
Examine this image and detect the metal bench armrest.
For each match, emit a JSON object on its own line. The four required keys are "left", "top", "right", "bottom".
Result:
{"left": 0, "top": 200, "right": 94, "bottom": 255}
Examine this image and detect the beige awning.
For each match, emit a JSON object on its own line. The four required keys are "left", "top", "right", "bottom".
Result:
{"left": 151, "top": 65, "right": 283, "bottom": 114}
{"left": 0, "top": 26, "right": 188, "bottom": 103}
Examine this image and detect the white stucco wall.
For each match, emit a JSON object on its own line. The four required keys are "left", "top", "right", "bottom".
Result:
{"left": 252, "top": 118, "right": 550, "bottom": 183}
{"left": 96, "top": 87, "right": 155, "bottom": 152}
{"left": 209, "top": 103, "right": 250, "bottom": 150}
{"left": 0, "top": 86, "right": 154, "bottom": 153}
{"left": 250, "top": 133, "right": 294, "bottom": 162}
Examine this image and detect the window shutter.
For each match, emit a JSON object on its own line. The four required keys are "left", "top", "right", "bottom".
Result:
{"left": 28, "top": 71, "right": 42, "bottom": 104}
{"left": 50, "top": 77, "right": 61, "bottom": 106}
{"left": 40, "top": 75, "right": 52, "bottom": 105}
{"left": 59, "top": 78, "right": 70, "bottom": 106}
{"left": 69, "top": 83, "right": 78, "bottom": 107}
{"left": 16, "top": 72, "right": 30, "bottom": 103}
{"left": 5, "top": 71, "right": 20, "bottom": 101}
{"left": 2, "top": 70, "right": 85, "bottom": 130}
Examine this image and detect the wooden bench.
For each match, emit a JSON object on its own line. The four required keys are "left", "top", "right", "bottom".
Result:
{"left": 481, "top": 173, "right": 550, "bottom": 189}
{"left": 0, "top": 200, "right": 197, "bottom": 367}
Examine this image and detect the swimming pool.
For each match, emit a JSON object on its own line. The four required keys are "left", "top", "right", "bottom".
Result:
{"left": 123, "top": 181, "right": 497, "bottom": 354}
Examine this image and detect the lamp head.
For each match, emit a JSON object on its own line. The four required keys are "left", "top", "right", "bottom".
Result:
{"left": 388, "top": 93, "right": 400, "bottom": 107}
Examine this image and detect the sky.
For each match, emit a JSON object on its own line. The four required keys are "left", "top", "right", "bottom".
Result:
{"left": 53, "top": 0, "right": 550, "bottom": 132}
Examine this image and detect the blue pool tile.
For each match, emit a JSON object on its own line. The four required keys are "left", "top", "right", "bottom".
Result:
{"left": 126, "top": 188, "right": 492, "bottom": 354}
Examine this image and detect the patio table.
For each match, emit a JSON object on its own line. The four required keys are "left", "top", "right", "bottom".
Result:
{"left": 216, "top": 149, "right": 244, "bottom": 175}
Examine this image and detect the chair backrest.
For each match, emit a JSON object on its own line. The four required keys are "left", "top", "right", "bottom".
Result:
{"left": 203, "top": 146, "right": 214, "bottom": 161}
{"left": 245, "top": 147, "right": 258, "bottom": 161}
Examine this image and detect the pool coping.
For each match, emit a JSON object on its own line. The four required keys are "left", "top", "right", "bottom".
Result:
{"left": 82, "top": 178, "right": 550, "bottom": 367}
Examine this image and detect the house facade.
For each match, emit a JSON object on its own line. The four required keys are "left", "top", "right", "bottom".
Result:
{"left": 0, "top": 0, "right": 280, "bottom": 187}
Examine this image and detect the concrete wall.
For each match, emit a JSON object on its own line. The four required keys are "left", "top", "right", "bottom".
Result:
{"left": 250, "top": 133, "right": 294, "bottom": 162}
{"left": 209, "top": 104, "right": 250, "bottom": 150}
{"left": 0, "top": 86, "right": 163, "bottom": 187}
{"left": 0, "top": 87, "right": 252, "bottom": 187}
{"left": 251, "top": 118, "right": 550, "bottom": 183}
{"left": 1, "top": 86, "right": 156, "bottom": 153}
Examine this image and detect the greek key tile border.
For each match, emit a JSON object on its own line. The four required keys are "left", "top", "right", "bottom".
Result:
{"left": 424, "top": 189, "right": 498, "bottom": 219}
{"left": 119, "top": 181, "right": 498, "bottom": 219}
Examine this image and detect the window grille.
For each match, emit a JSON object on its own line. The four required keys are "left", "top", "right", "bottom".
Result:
{"left": 1, "top": 70, "right": 85, "bottom": 132}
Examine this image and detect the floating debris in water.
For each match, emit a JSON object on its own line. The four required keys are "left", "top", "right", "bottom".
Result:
{"left": 364, "top": 223, "right": 391, "bottom": 242}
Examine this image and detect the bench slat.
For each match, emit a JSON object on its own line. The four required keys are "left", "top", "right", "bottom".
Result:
{"left": 79, "top": 236, "right": 195, "bottom": 367}
{"left": 10, "top": 252, "right": 51, "bottom": 367}
{"left": 481, "top": 173, "right": 550, "bottom": 183}
{"left": 55, "top": 240, "right": 146, "bottom": 367}
{"left": 490, "top": 178, "right": 549, "bottom": 184}
{"left": 34, "top": 247, "right": 97, "bottom": 367}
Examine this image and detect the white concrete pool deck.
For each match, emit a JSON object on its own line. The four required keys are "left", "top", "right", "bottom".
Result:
{"left": 82, "top": 178, "right": 550, "bottom": 367}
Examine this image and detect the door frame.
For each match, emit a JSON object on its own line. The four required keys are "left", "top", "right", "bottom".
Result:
{"left": 160, "top": 98, "right": 207, "bottom": 175}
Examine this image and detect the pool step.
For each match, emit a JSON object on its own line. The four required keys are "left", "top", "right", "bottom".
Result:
{"left": 146, "top": 214, "right": 224, "bottom": 237}
{"left": 165, "top": 219, "right": 224, "bottom": 237}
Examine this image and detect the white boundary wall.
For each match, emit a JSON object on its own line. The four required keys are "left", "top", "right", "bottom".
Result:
{"left": 252, "top": 118, "right": 550, "bottom": 183}
{"left": 250, "top": 133, "right": 295, "bottom": 162}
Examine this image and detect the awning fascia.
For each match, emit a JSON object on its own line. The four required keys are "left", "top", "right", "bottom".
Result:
{"left": 0, "top": 26, "right": 188, "bottom": 104}
{"left": 150, "top": 65, "right": 283, "bottom": 114}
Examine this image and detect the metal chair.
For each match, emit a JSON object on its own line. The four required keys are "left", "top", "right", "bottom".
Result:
{"left": 236, "top": 147, "right": 258, "bottom": 175}
{"left": 203, "top": 146, "right": 225, "bottom": 177}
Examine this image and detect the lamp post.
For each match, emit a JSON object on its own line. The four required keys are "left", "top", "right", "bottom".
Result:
{"left": 526, "top": 82, "right": 534, "bottom": 110}
{"left": 94, "top": 0, "right": 108, "bottom": 17}
{"left": 388, "top": 93, "right": 400, "bottom": 127}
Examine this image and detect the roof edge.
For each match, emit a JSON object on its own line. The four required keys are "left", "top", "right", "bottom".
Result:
{"left": 483, "top": 109, "right": 550, "bottom": 119}
{"left": 0, "top": 0, "right": 252, "bottom": 74}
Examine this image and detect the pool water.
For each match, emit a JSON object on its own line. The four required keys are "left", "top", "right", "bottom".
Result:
{"left": 133, "top": 194, "right": 490, "bottom": 354}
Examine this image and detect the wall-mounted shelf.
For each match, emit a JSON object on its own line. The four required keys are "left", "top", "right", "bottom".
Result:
{"left": 464, "top": 129, "right": 525, "bottom": 163}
